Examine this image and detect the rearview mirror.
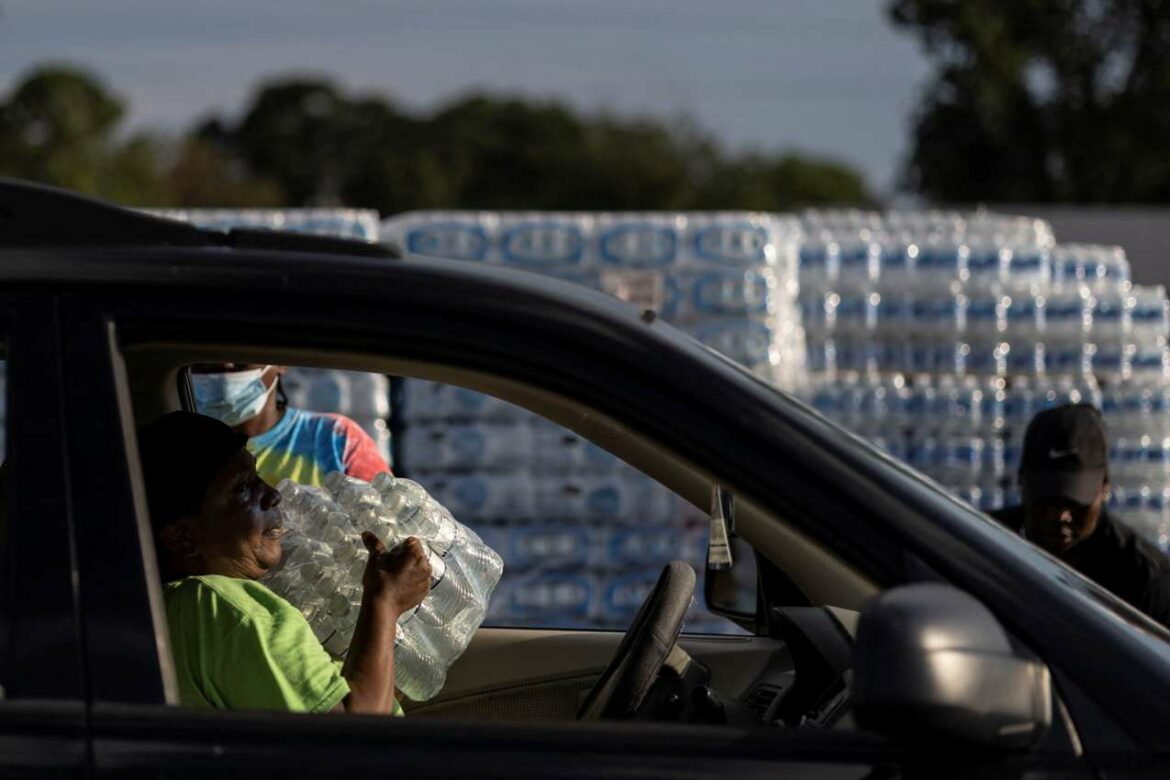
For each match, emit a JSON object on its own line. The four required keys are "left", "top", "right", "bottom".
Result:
{"left": 853, "top": 584, "right": 1051, "bottom": 749}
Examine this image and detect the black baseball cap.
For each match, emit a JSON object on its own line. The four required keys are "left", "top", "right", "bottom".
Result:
{"left": 1020, "top": 403, "right": 1109, "bottom": 505}
{"left": 136, "top": 411, "right": 249, "bottom": 530}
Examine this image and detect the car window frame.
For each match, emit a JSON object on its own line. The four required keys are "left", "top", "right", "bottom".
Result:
{"left": 0, "top": 290, "right": 88, "bottom": 774}
{"left": 59, "top": 292, "right": 173, "bottom": 707}
{"left": 54, "top": 257, "right": 1170, "bottom": 757}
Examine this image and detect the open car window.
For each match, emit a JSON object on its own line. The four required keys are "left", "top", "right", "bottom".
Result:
{"left": 183, "top": 364, "right": 745, "bottom": 636}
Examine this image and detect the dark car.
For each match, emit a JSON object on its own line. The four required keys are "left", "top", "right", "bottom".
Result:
{"left": 0, "top": 179, "right": 1167, "bottom": 779}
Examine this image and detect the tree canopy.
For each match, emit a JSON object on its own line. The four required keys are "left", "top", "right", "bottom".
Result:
{"left": 0, "top": 64, "right": 873, "bottom": 212}
{"left": 890, "top": 0, "right": 1170, "bottom": 203}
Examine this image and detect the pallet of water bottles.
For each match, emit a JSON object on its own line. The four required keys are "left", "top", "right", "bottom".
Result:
{"left": 810, "top": 371, "right": 1104, "bottom": 510}
{"left": 810, "top": 368, "right": 1170, "bottom": 549}
{"left": 797, "top": 209, "right": 1170, "bottom": 550}
{"left": 381, "top": 211, "right": 807, "bottom": 389}
{"left": 797, "top": 232, "right": 1168, "bottom": 381}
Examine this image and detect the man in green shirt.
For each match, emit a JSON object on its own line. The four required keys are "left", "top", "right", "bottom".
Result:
{"left": 137, "top": 411, "right": 431, "bottom": 715}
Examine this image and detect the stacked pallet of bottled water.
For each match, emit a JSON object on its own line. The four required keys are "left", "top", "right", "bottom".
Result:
{"left": 380, "top": 211, "right": 802, "bottom": 633}
{"left": 381, "top": 211, "right": 806, "bottom": 390}
{"left": 396, "top": 379, "right": 729, "bottom": 633}
{"left": 264, "top": 471, "right": 503, "bottom": 701}
{"left": 146, "top": 209, "right": 392, "bottom": 465}
{"left": 800, "top": 209, "right": 1170, "bottom": 549}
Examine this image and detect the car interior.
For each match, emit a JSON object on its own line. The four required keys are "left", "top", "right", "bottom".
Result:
{"left": 120, "top": 339, "right": 880, "bottom": 730}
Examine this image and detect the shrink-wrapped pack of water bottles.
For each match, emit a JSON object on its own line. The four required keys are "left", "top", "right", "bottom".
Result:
{"left": 264, "top": 472, "right": 503, "bottom": 701}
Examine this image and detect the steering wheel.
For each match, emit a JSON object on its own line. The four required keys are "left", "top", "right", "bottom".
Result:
{"left": 577, "top": 561, "right": 696, "bottom": 720}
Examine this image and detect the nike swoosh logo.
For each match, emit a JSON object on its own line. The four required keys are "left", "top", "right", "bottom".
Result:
{"left": 1049, "top": 448, "right": 1079, "bottom": 458}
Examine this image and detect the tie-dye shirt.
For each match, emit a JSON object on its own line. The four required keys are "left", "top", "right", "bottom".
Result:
{"left": 248, "top": 407, "right": 390, "bottom": 488}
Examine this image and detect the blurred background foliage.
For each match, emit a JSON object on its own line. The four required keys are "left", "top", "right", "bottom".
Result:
{"left": 3, "top": 0, "right": 1166, "bottom": 212}
{"left": 0, "top": 64, "right": 873, "bottom": 212}
{"left": 890, "top": 0, "right": 1170, "bottom": 203}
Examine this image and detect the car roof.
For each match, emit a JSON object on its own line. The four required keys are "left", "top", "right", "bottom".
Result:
{"left": 0, "top": 178, "right": 399, "bottom": 258}
{"left": 0, "top": 178, "right": 675, "bottom": 331}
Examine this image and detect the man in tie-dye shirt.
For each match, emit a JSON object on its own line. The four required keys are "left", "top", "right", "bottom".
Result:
{"left": 191, "top": 364, "right": 390, "bottom": 488}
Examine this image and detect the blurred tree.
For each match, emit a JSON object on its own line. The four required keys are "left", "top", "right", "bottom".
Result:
{"left": 693, "top": 152, "right": 874, "bottom": 210}
{"left": 0, "top": 64, "right": 162, "bottom": 200}
{"left": 0, "top": 64, "right": 873, "bottom": 212}
{"left": 208, "top": 81, "right": 873, "bottom": 213}
{"left": 890, "top": 0, "right": 1170, "bottom": 202}
{"left": 163, "top": 138, "right": 285, "bottom": 207}
{"left": 220, "top": 79, "right": 349, "bottom": 205}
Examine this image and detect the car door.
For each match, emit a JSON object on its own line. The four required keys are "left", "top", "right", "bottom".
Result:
{"left": 57, "top": 287, "right": 885, "bottom": 780}
{"left": 58, "top": 272, "right": 1108, "bottom": 780}
{"left": 0, "top": 292, "right": 88, "bottom": 777}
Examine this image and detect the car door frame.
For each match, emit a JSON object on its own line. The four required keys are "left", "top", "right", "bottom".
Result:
{"left": 0, "top": 289, "right": 88, "bottom": 778}
{"left": 51, "top": 272, "right": 1116, "bottom": 778}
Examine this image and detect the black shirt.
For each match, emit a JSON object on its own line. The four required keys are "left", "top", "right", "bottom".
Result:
{"left": 991, "top": 506, "right": 1170, "bottom": 629}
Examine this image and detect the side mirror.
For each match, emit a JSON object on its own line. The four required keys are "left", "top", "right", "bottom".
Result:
{"left": 704, "top": 486, "right": 758, "bottom": 628}
{"left": 853, "top": 584, "right": 1051, "bottom": 749}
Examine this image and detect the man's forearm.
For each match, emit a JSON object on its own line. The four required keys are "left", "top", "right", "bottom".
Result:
{"left": 340, "top": 592, "right": 399, "bottom": 714}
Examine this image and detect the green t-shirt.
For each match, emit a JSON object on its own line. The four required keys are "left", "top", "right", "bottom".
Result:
{"left": 164, "top": 574, "right": 350, "bottom": 713}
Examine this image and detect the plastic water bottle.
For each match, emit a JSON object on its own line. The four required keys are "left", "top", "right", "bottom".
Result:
{"left": 979, "top": 377, "right": 1007, "bottom": 437}
{"left": 1128, "top": 286, "right": 1170, "bottom": 384}
{"left": 797, "top": 238, "right": 840, "bottom": 298}
{"left": 965, "top": 239, "right": 1007, "bottom": 295}
{"left": 1053, "top": 245, "right": 1085, "bottom": 291}
{"left": 836, "top": 239, "right": 880, "bottom": 294}
{"left": 878, "top": 240, "right": 916, "bottom": 297}
{"left": 965, "top": 294, "right": 1008, "bottom": 377}
{"left": 874, "top": 291, "right": 911, "bottom": 374}
{"left": 1149, "top": 488, "right": 1170, "bottom": 550}
{"left": 1042, "top": 289, "right": 1090, "bottom": 376}
{"left": 1087, "top": 291, "right": 1132, "bottom": 380}
{"left": 915, "top": 239, "right": 969, "bottom": 295}
{"left": 1004, "top": 290, "right": 1045, "bottom": 376}
{"left": 834, "top": 293, "right": 879, "bottom": 374}
{"left": 1083, "top": 245, "right": 1131, "bottom": 297}
{"left": 1003, "top": 246, "right": 1050, "bottom": 294}
{"left": 1098, "top": 246, "right": 1132, "bottom": 296}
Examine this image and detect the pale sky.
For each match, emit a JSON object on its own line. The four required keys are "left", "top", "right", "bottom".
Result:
{"left": 0, "top": 0, "right": 933, "bottom": 195}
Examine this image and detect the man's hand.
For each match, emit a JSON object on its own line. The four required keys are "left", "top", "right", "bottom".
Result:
{"left": 340, "top": 533, "right": 431, "bottom": 715}
{"left": 360, "top": 532, "right": 432, "bottom": 617}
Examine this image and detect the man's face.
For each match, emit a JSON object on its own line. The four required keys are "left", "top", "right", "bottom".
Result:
{"left": 1021, "top": 479, "right": 1106, "bottom": 558}
{"left": 192, "top": 449, "right": 285, "bottom": 578}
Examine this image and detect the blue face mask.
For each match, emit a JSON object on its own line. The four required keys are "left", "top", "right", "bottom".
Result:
{"left": 192, "top": 365, "right": 277, "bottom": 427}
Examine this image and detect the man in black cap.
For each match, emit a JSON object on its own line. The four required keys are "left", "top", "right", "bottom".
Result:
{"left": 992, "top": 403, "right": 1170, "bottom": 628}
{"left": 138, "top": 411, "right": 431, "bottom": 714}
